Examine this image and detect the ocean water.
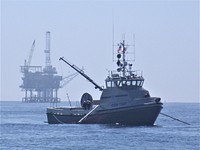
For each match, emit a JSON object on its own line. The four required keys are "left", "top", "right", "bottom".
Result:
{"left": 0, "top": 101, "right": 199, "bottom": 150}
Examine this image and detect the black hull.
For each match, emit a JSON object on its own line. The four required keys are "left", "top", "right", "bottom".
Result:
{"left": 47, "top": 103, "right": 162, "bottom": 126}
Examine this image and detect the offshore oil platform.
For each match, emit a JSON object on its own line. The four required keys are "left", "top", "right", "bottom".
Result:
{"left": 20, "top": 31, "right": 77, "bottom": 103}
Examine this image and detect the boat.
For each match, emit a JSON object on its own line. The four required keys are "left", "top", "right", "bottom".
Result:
{"left": 46, "top": 39, "right": 163, "bottom": 126}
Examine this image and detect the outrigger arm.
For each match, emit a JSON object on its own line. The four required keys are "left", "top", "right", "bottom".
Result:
{"left": 59, "top": 57, "right": 103, "bottom": 91}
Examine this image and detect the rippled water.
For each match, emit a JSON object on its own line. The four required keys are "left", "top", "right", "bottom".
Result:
{"left": 0, "top": 101, "right": 200, "bottom": 150}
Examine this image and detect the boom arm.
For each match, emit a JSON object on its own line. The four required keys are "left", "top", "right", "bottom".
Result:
{"left": 59, "top": 57, "right": 103, "bottom": 91}
{"left": 27, "top": 40, "right": 35, "bottom": 66}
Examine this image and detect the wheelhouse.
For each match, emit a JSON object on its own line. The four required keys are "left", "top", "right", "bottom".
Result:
{"left": 105, "top": 74, "right": 144, "bottom": 88}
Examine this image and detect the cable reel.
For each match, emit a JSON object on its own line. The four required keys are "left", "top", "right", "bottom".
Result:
{"left": 80, "top": 93, "right": 93, "bottom": 110}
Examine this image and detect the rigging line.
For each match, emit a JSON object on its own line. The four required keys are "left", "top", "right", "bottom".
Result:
{"left": 66, "top": 93, "right": 72, "bottom": 107}
{"left": 160, "top": 112, "right": 191, "bottom": 125}
{"left": 78, "top": 105, "right": 99, "bottom": 123}
{"left": 112, "top": 23, "right": 115, "bottom": 62}
{"left": 59, "top": 61, "right": 72, "bottom": 108}
{"left": 133, "top": 33, "right": 135, "bottom": 62}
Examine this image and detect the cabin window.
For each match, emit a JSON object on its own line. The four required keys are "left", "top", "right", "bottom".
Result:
{"left": 106, "top": 81, "right": 112, "bottom": 88}
{"left": 111, "top": 81, "right": 114, "bottom": 87}
{"left": 137, "top": 81, "right": 141, "bottom": 86}
{"left": 122, "top": 81, "right": 127, "bottom": 86}
{"left": 132, "top": 81, "right": 137, "bottom": 86}
{"left": 135, "top": 80, "right": 143, "bottom": 86}
{"left": 140, "top": 81, "right": 144, "bottom": 86}
{"left": 116, "top": 81, "right": 121, "bottom": 87}
{"left": 118, "top": 81, "right": 122, "bottom": 87}
{"left": 112, "top": 81, "right": 118, "bottom": 87}
{"left": 127, "top": 81, "right": 131, "bottom": 86}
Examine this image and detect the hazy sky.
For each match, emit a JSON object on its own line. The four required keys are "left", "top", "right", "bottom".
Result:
{"left": 1, "top": 0, "right": 199, "bottom": 102}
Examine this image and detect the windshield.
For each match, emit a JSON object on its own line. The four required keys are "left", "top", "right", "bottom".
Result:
{"left": 106, "top": 80, "right": 143, "bottom": 88}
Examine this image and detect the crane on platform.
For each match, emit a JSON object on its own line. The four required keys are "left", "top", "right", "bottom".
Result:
{"left": 60, "top": 72, "right": 79, "bottom": 88}
{"left": 23, "top": 40, "right": 36, "bottom": 72}
{"left": 26, "top": 40, "right": 35, "bottom": 66}
{"left": 21, "top": 40, "right": 35, "bottom": 73}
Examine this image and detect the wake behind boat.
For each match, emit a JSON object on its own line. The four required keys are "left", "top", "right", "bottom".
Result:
{"left": 46, "top": 40, "right": 163, "bottom": 126}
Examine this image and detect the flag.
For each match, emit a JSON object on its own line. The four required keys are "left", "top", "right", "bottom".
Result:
{"left": 117, "top": 45, "right": 123, "bottom": 53}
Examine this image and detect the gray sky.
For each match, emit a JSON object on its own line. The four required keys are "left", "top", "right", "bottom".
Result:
{"left": 1, "top": 0, "right": 199, "bottom": 102}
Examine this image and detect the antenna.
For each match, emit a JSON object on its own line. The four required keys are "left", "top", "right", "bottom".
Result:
{"left": 122, "top": 33, "right": 125, "bottom": 41}
{"left": 112, "top": 23, "right": 115, "bottom": 62}
{"left": 133, "top": 33, "right": 135, "bottom": 62}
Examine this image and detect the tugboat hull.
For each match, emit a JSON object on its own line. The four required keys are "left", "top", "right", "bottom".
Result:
{"left": 48, "top": 40, "right": 164, "bottom": 126}
{"left": 47, "top": 103, "right": 162, "bottom": 126}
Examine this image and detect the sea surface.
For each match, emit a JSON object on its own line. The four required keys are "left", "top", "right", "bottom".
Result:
{"left": 0, "top": 101, "right": 200, "bottom": 150}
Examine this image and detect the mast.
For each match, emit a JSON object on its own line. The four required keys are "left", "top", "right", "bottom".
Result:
{"left": 122, "top": 40, "right": 126, "bottom": 77}
{"left": 117, "top": 40, "right": 127, "bottom": 77}
{"left": 116, "top": 39, "right": 136, "bottom": 77}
